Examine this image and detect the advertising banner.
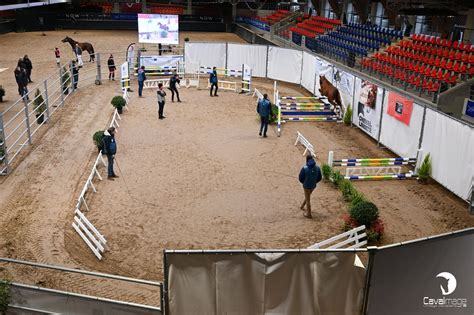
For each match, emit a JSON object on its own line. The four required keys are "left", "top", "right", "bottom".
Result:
{"left": 387, "top": 92, "right": 414, "bottom": 125}
{"left": 315, "top": 58, "right": 333, "bottom": 96}
{"left": 367, "top": 229, "right": 474, "bottom": 315}
{"left": 333, "top": 67, "right": 355, "bottom": 113}
{"left": 120, "top": 62, "right": 129, "bottom": 90}
{"left": 353, "top": 78, "right": 383, "bottom": 139}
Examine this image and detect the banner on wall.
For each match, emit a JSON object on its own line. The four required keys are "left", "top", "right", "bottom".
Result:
{"left": 333, "top": 68, "right": 355, "bottom": 112}
{"left": 387, "top": 92, "right": 414, "bottom": 125}
{"left": 315, "top": 58, "right": 333, "bottom": 96}
{"left": 354, "top": 79, "right": 383, "bottom": 139}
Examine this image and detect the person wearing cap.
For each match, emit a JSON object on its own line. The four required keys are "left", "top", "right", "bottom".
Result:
{"left": 298, "top": 154, "right": 322, "bottom": 219}
{"left": 257, "top": 93, "right": 271, "bottom": 138}
{"left": 168, "top": 73, "right": 181, "bottom": 102}
{"left": 102, "top": 127, "right": 118, "bottom": 180}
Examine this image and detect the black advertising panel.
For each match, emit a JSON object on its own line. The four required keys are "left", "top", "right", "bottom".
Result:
{"left": 367, "top": 229, "right": 474, "bottom": 315}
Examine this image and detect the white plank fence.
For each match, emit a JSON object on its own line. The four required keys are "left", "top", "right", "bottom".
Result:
{"left": 308, "top": 225, "right": 367, "bottom": 249}
{"left": 295, "top": 131, "right": 315, "bottom": 157}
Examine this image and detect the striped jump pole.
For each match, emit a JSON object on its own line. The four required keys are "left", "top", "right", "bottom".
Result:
{"left": 277, "top": 90, "right": 282, "bottom": 137}
{"left": 334, "top": 161, "right": 415, "bottom": 167}
{"left": 279, "top": 102, "right": 326, "bottom": 106}
{"left": 334, "top": 158, "right": 417, "bottom": 163}
{"left": 280, "top": 96, "right": 321, "bottom": 100}
{"left": 284, "top": 117, "right": 340, "bottom": 121}
{"left": 280, "top": 106, "right": 333, "bottom": 110}
{"left": 344, "top": 173, "right": 418, "bottom": 180}
{"left": 281, "top": 111, "right": 337, "bottom": 116}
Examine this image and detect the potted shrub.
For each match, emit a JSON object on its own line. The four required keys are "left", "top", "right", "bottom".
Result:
{"left": 184, "top": 37, "right": 190, "bottom": 42}
{"left": 321, "top": 163, "right": 332, "bottom": 181}
{"left": 343, "top": 105, "right": 352, "bottom": 125}
{"left": 33, "top": 89, "right": 47, "bottom": 124}
{"left": 0, "top": 280, "right": 11, "bottom": 315}
{"left": 111, "top": 95, "right": 126, "bottom": 114}
{"left": 93, "top": 130, "right": 104, "bottom": 153}
{"left": 61, "top": 69, "right": 71, "bottom": 95}
{"left": 0, "top": 86, "right": 5, "bottom": 102}
{"left": 417, "top": 153, "right": 432, "bottom": 184}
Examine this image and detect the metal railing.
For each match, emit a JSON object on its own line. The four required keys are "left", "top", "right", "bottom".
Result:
{"left": 0, "top": 256, "right": 163, "bottom": 312}
{"left": 0, "top": 53, "right": 126, "bottom": 175}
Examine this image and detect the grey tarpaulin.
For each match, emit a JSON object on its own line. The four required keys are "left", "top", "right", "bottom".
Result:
{"left": 166, "top": 251, "right": 365, "bottom": 314}
{"left": 366, "top": 228, "right": 474, "bottom": 315}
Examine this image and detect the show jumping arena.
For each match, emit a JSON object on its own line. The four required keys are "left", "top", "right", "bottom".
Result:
{"left": 0, "top": 29, "right": 473, "bottom": 310}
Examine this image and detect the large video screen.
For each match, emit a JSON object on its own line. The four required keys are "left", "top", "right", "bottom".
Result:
{"left": 138, "top": 14, "right": 179, "bottom": 44}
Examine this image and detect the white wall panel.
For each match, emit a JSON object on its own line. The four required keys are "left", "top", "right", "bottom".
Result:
{"left": 267, "top": 46, "right": 303, "bottom": 84}
{"left": 379, "top": 100, "right": 424, "bottom": 159}
{"left": 227, "top": 44, "right": 267, "bottom": 78}
{"left": 422, "top": 108, "right": 474, "bottom": 200}
{"left": 301, "top": 52, "right": 317, "bottom": 94}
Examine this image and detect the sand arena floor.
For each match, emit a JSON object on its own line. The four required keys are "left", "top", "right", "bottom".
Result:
{"left": 0, "top": 30, "right": 473, "bottom": 306}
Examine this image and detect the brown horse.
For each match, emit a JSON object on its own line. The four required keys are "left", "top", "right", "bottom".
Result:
{"left": 61, "top": 36, "right": 95, "bottom": 62}
{"left": 319, "top": 75, "right": 344, "bottom": 117}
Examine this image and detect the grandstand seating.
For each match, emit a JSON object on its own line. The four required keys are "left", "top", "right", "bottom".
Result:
{"left": 361, "top": 34, "right": 474, "bottom": 96}
{"left": 260, "top": 10, "right": 291, "bottom": 25}
{"left": 301, "top": 22, "right": 401, "bottom": 64}
{"left": 289, "top": 16, "right": 341, "bottom": 42}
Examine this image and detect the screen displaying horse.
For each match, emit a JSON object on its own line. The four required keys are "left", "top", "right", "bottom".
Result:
{"left": 138, "top": 14, "right": 179, "bottom": 45}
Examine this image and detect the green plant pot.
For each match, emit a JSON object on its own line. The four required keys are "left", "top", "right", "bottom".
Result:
{"left": 36, "top": 114, "right": 44, "bottom": 124}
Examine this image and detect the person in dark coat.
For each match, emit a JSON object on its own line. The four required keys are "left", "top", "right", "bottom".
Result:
{"left": 209, "top": 66, "right": 218, "bottom": 97}
{"left": 257, "top": 93, "right": 272, "bottom": 137}
{"left": 168, "top": 73, "right": 181, "bottom": 102}
{"left": 137, "top": 66, "right": 147, "bottom": 97}
{"left": 72, "top": 60, "right": 79, "bottom": 89}
{"left": 107, "top": 54, "right": 116, "bottom": 81}
{"left": 23, "top": 55, "right": 33, "bottom": 83}
{"left": 14, "top": 67, "right": 22, "bottom": 96}
{"left": 298, "top": 155, "right": 322, "bottom": 219}
{"left": 157, "top": 82, "right": 167, "bottom": 119}
{"left": 18, "top": 67, "right": 29, "bottom": 99}
{"left": 102, "top": 127, "right": 118, "bottom": 180}
{"left": 17, "top": 58, "right": 26, "bottom": 70}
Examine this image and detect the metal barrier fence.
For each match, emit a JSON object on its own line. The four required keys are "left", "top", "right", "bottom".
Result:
{"left": 0, "top": 257, "right": 163, "bottom": 313}
{"left": 0, "top": 53, "right": 126, "bottom": 175}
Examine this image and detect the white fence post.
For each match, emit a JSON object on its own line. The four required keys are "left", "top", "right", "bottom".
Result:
{"left": 0, "top": 113, "right": 9, "bottom": 174}
{"left": 23, "top": 96, "right": 32, "bottom": 145}
{"left": 328, "top": 151, "right": 334, "bottom": 167}
{"left": 43, "top": 79, "right": 50, "bottom": 123}
{"left": 96, "top": 53, "right": 102, "bottom": 85}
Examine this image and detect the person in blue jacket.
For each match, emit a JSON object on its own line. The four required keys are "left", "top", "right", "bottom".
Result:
{"left": 102, "top": 127, "right": 118, "bottom": 180}
{"left": 137, "top": 66, "right": 147, "bottom": 97}
{"left": 299, "top": 154, "right": 322, "bottom": 218}
{"left": 209, "top": 66, "right": 218, "bottom": 97}
{"left": 257, "top": 93, "right": 271, "bottom": 137}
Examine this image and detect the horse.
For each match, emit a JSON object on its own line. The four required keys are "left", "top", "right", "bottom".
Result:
{"left": 319, "top": 75, "right": 344, "bottom": 117}
{"left": 61, "top": 36, "right": 95, "bottom": 62}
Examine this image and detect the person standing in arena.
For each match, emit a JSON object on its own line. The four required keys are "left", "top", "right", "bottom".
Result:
{"left": 108, "top": 54, "right": 116, "bottom": 81}
{"left": 54, "top": 47, "right": 61, "bottom": 65}
{"left": 72, "top": 60, "right": 79, "bottom": 89}
{"left": 75, "top": 43, "right": 83, "bottom": 67}
{"left": 102, "top": 127, "right": 118, "bottom": 180}
{"left": 157, "top": 82, "right": 167, "bottom": 119}
{"left": 137, "top": 66, "right": 147, "bottom": 97}
{"left": 168, "top": 73, "right": 181, "bottom": 102}
{"left": 23, "top": 55, "right": 33, "bottom": 83}
{"left": 257, "top": 94, "right": 271, "bottom": 138}
{"left": 209, "top": 66, "right": 218, "bottom": 97}
{"left": 298, "top": 154, "right": 322, "bottom": 219}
